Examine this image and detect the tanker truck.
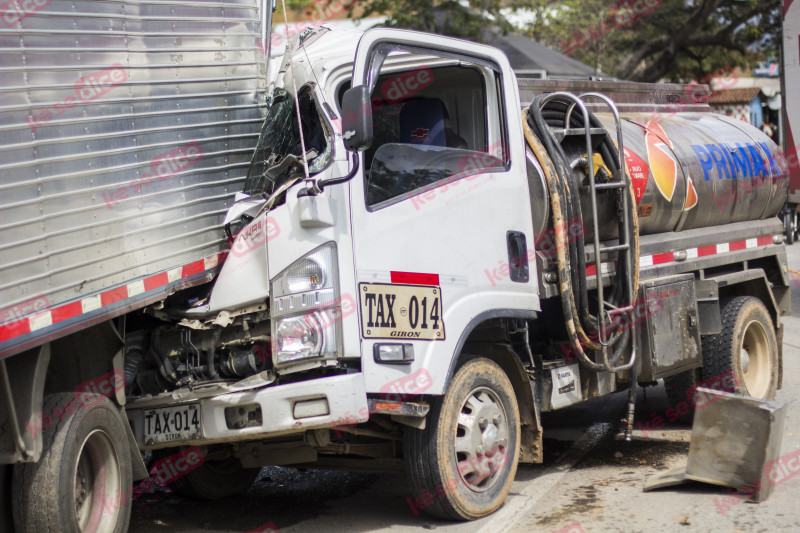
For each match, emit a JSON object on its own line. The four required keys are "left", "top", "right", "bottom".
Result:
{"left": 1, "top": 25, "right": 791, "bottom": 531}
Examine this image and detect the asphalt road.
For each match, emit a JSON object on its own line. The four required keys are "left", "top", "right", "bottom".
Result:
{"left": 129, "top": 244, "right": 800, "bottom": 533}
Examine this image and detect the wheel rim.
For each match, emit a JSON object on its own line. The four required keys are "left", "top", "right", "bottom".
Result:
{"left": 74, "top": 429, "right": 122, "bottom": 532}
{"left": 454, "top": 386, "right": 509, "bottom": 493}
{"left": 739, "top": 319, "right": 771, "bottom": 398}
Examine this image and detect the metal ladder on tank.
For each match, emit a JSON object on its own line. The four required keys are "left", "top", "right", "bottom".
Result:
{"left": 539, "top": 91, "right": 638, "bottom": 374}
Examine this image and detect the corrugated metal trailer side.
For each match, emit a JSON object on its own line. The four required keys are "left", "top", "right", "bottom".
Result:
{"left": 784, "top": 0, "right": 800, "bottom": 201}
{"left": 0, "top": 0, "right": 270, "bottom": 358}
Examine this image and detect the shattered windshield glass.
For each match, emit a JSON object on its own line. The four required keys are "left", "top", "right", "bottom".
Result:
{"left": 243, "top": 86, "right": 331, "bottom": 197}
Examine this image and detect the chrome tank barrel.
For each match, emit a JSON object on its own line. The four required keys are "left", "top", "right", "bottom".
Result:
{"left": 586, "top": 113, "right": 789, "bottom": 239}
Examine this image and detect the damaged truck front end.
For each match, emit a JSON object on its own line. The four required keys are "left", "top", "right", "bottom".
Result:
{"left": 124, "top": 28, "right": 374, "bottom": 461}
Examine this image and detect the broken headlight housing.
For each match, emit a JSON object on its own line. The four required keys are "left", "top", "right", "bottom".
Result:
{"left": 270, "top": 243, "right": 342, "bottom": 366}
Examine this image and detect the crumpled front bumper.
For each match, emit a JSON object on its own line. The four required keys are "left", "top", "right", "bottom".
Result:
{"left": 127, "top": 372, "right": 368, "bottom": 449}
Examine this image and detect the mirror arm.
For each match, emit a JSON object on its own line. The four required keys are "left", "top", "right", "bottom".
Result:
{"left": 298, "top": 151, "right": 359, "bottom": 197}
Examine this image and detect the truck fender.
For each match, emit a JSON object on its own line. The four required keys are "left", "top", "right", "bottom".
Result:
{"left": 710, "top": 269, "right": 781, "bottom": 326}
{"left": 443, "top": 312, "right": 542, "bottom": 464}
{"left": 442, "top": 309, "right": 537, "bottom": 391}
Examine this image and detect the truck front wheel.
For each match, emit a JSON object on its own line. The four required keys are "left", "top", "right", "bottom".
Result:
{"left": 154, "top": 446, "right": 260, "bottom": 500}
{"left": 404, "top": 357, "right": 520, "bottom": 520}
{"left": 12, "top": 393, "right": 132, "bottom": 533}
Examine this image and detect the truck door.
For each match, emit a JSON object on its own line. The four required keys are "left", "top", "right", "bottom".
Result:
{"left": 346, "top": 29, "right": 539, "bottom": 395}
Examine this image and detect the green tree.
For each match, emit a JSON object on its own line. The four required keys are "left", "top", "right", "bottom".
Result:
{"left": 586, "top": 0, "right": 781, "bottom": 82}
{"left": 323, "top": 0, "right": 780, "bottom": 82}
{"left": 356, "top": 0, "right": 512, "bottom": 40}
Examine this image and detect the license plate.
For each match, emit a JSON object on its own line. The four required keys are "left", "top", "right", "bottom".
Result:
{"left": 143, "top": 404, "right": 202, "bottom": 445}
{"left": 359, "top": 283, "right": 445, "bottom": 340}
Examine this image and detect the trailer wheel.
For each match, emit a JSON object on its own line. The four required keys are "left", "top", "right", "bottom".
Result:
{"left": 1, "top": 464, "right": 13, "bottom": 533}
{"left": 154, "top": 446, "right": 260, "bottom": 500}
{"left": 784, "top": 210, "right": 795, "bottom": 245}
{"left": 12, "top": 393, "right": 132, "bottom": 533}
{"left": 664, "top": 296, "right": 778, "bottom": 423}
{"left": 705, "top": 297, "right": 778, "bottom": 400}
{"left": 663, "top": 368, "right": 701, "bottom": 423}
{"left": 403, "top": 357, "right": 520, "bottom": 520}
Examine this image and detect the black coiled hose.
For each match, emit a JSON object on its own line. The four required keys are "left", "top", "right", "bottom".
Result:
{"left": 525, "top": 95, "right": 637, "bottom": 369}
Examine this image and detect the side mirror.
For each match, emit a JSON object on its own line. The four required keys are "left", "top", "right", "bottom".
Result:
{"left": 341, "top": 85, "right": 373, "bottom": 152}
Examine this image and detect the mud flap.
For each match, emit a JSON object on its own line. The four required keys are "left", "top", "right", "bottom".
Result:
{"left": 122, "top": 406, "right": 149, "bottom": 481}
{"left": 777, "top": 322, "right": 783, "bottom": 390}
{"left": 549, "top": 364, "right": 581, "bottom": 410}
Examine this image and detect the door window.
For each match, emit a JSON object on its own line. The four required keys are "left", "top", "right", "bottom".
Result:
{"left": 361, "top": 53, "right": 508, "bottom": 209}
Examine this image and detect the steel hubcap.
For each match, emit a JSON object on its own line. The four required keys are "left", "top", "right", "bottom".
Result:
{"left": 73, "top": 429, "right": 121, "bottom": 532}
{"left": 454, "top": 387, "right": 508, "bottom": 492}
{"left": 740, "top": 319, "right": 770, "bottom": 398}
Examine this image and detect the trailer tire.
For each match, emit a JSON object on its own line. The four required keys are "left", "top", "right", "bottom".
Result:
{"left": 664, "top": 296, "right": 778, "bottom": 423}
{"left": 403, "top": 357, "right": 519, "bottom": 520}
{"left": 1, "top": 464, "right": 13, "bottom": 533}
{"left": 154, "top": 447, "right": 259, "bottom": 500}
{"left": 12, "top": 393, "right": 132, "bottom": 533}
{"left": 663, "top": 369, "right": 700, "bottom": 423}
{"left": 784, "top": 210, "right": 795, "bottom": 245}
{"left": 704, "top": 296, "right": 778, "bottom": 400}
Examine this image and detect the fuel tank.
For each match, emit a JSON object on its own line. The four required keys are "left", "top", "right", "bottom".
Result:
{"left": 583, "top": 113, "right": 789, "bottom": 239}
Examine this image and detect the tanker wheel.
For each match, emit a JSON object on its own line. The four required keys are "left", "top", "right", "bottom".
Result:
{"left": 12, "top": 393, "right": 132, "bottom": 533}
{"left": 403, "top": 357, "right": 520, "bottom": 520}
{"left": 784, "top": 210, "right": 795, "bottom": 245}
{"left": 1, "top": 464, "right": 12, "bottom": 533}
{"left": 664, "top": 296, "right": 778, "bottom": 423}
{"left": 152, "top": 446, "right": 260, "bottom": 500}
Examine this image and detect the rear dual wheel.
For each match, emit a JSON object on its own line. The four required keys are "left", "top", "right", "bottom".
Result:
{"left": 784, "top": 209, "right": 797, "bottom": 245}
{"left": 664, "top": 296, "right": 778, "bottom": 423}
{"left": 404, "top": 357, "right": 520, "bottom": 520}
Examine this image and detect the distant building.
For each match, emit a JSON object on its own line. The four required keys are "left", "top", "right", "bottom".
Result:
{"left": 707, "top": 74, "right": 782, "bottom": 142}
{"left": 484, "top": 32, "right": 602, "bottom": 79}
{"left": 708, "top": 87, "right": 763, "bottom": 124}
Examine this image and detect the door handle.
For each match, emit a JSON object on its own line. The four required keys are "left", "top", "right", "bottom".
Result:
{"left": 506, "top": 231, "right": 529, "bottom": 283}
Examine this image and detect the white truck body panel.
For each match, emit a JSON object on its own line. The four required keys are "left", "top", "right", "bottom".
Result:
{"left": 347, "top": 29, "right": 539, "bottom": 395}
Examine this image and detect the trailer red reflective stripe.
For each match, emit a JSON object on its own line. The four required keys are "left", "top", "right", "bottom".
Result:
{"left": 729, "top": 240, "right": 747, "bottom": 251}
{"left": 101, "top": 286, "right": 129, "bottom": 307}
{"left": 622, "top": 235, "right": 777, "bottom": 273}
{"left": 0, "top": 320, "right": 30, "bottom": 343}
{"left": 182, "top": 259, "right": 205, "bottom": 277}
{"left": 144, "top": 272, "right": 170, "bottom": 292}
{"left": 51, "top": 301, "right": 83, "bottom": 324}
{"left": 390, "top": 271, "right": 440, "bottom": 286}
{"left": 652, "top": 252, "right": 674, "bottom": 264}
{"left": 697, "top": 245, "right": 717, "bottom": 257}
{"left": 0, "top": 252, "right": 227, "bottom": 357}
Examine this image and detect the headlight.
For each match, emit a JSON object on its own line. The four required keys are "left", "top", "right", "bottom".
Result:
{"left": 271, "top": 243, "right": 342, "bottom": 367}
{"left": 273, "top": 314, "right": 323, "bottom": 364}
{"left": 285, "top": 258, "right": 325, "bottom": 293}
{"left": 272, "top": 243, "right": 337, "bottom": 310}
